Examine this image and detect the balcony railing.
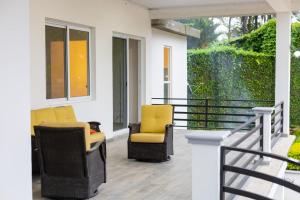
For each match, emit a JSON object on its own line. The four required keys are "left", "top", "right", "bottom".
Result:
{"left": 152, "top": 97, "right": 274, "bottom": 130}
{"left": 185, "top": 100, "right": 299, "bottom": 199}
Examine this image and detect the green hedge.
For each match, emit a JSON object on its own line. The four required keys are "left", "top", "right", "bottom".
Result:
{"left": 188, "top": 19, "right": 300, "bottom": 126}
{"left": 188, "top": 46, "right": 275, "bottom": 101}
{"left": 230, "top": 19, "right": 300, "bottom": 55}
{"left": 187, "top": 46, "right": 275, "bottom": 128}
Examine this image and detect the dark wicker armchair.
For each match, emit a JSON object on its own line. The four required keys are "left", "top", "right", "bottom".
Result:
{"left": 128, "top": 105, "right": 174, "bottom": 162}
{"left": 34, "top": 123, "right": 106, "bottom": 199}
{"left": 31, "top": 106, "right": 106, "bottom": 175}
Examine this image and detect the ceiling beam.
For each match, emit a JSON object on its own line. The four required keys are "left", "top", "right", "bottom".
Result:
{"left": 150, "top": 2, "right": 274, "bottom": 19}
{"left": 265, "top": 0, "right": 292, "bottom": 12}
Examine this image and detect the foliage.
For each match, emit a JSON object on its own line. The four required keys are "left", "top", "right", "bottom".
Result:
{"left": 178, "top": 18, "right": 221, "bottom": 49}
{"left": 291, "top": 58, "right": 300, "bottom": 125}
{"left": 187, "top": 19, "right": 300, "bottom": 126}
{"left": 187, "top": 46, "right": 275, "bottom": 128}
{"left": 287, "top": 142, "right": 300, "bottom": 171}
{"left": 229, "top": 19, "right": 300, "bottom": 54}
{"left": 229, "top": 19, "right": 277, "bottom": 54}
{"left": 188, "top": 46, "right": 275, "bottom": 100}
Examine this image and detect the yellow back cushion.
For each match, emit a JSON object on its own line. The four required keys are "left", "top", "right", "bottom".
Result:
{"left": 140, "top": 105, "right": 173, "bottom": 133}
{"left": 54, "top": 106, "right": 77, "bottom": 123}
{"left": 31, "top": 108, "right": 57, "bottom": 135}
{"left": 38, "top": 122, "right": 91, "bottom": 151}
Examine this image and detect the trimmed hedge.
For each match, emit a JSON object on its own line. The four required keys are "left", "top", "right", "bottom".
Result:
{"left": 188, "top": 46, "right": 275, "bottom": 101}
{"left": 230, "top": 19, "right": 300, "bottom": 55}
{"left": 188, "top": 19, "right": 300, "bottom": 126}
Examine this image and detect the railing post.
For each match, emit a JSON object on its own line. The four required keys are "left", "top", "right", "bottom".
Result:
{"left": 205, "top": 99, "right": 208, "bottom": 128}
{"left": 185, "top": 130, "right": 231, "bottom": 200}
{"left": 252, "top": 107, "right": 274, "bottom": 163}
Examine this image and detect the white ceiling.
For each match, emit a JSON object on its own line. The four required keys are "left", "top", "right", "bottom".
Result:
{"left": 127, "top": 0, "right": 265, "bottom": 9}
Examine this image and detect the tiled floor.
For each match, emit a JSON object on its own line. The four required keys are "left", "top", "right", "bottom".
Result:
{"left": 32, "top": 131, "right": 192, "bottom": 200}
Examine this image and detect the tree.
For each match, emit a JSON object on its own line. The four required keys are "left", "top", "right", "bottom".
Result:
{"left": 178, "top": 18, "right": 221, "bottom": 49}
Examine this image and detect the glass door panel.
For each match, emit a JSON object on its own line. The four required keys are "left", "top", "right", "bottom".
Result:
{"left": 113, "top": 37, "right": 128, "bottom": 131}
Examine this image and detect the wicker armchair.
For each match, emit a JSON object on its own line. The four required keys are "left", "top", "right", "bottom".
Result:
{"left": 34, "top": 123, "right": 106, "bottom": 199}
{"left": 31, "top": 106, "right": 106, "bottom": 175}
{"left": 128, "top": 105, "right": 174, "bottom": 161}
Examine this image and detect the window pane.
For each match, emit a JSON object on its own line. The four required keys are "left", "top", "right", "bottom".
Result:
{"left": 164, "top": 47, "right": 170, "bottom": 81}
{"left": 69, "top": 29, "right": 90, "bottom": 97}
{"left": 46, "top": 25, "right": 67, "bottom": 99}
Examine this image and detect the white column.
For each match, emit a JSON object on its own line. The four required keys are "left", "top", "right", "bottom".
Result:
{"left": 0, "top": 0, "right": 31, "bottom": 199}
{"left": 185, "top": 130, "right": 230, "bottom": 200}
{"left": 252, "top": 107, "right": 274, "bottom": 162}
{"left": 275, "top": 12, "right": 291, "bottom": 135}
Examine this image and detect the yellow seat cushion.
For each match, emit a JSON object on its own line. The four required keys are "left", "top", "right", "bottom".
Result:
{"left": 31, "top": 108, "right": 57, "bottom": 135}
{"left": 130, "top": 133, "right": 165, "bottom": 143}
{"left": 140, "top": 105, "right": 173, "bottom": 133}
{"left": 54, "top": 106, "right": 77, "bottom": 123}
{"left": 90, "top": 132, "right": 105, "bottom": 144}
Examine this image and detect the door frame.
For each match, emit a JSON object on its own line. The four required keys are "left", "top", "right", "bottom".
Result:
{"left": 112, "top": 32, "right": 145, "bottom": 134}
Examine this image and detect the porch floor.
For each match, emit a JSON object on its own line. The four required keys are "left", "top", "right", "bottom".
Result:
{"left": 32, "top": 131, "right": 192, "bottom": 200}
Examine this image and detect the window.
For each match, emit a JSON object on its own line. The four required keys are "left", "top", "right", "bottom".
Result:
{"left": 163, "top": 47, "right": 171, "bottom": 104}
{"left": 46, "top": 23, "right": 91, "bottom": 100}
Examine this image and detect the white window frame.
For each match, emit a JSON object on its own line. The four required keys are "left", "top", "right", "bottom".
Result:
{"left": 45, "top": 21, "right": 92, "bottom": 104}
{"left": 163, "top": 46, "right": 172, "bottom": 103}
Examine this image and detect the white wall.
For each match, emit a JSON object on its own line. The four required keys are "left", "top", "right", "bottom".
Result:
{"left": 30, "top": 0, "right": 152, "bottom": 138}
{"left": 0, "top": 0, "right": 32, "bottom": 199}
{"left": 151, "top": 28, "right": 188, "bottom": 127}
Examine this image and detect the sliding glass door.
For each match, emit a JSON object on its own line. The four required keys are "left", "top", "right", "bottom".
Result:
{"left": 113, "top": 37, "right": 128, "bottom": 131}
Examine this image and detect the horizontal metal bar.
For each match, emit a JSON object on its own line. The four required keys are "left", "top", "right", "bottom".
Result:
{"left": 222, "top": 146, "right": 300, "bottom": 166}
{"left": 225, "top": 156, "right": 262, "bottom": 200}
{"left": 230, "top": 124, "right": 262, "bottom": 147}
{"left": 272, "top": 125, "right": 282, "bottom": 137}
{"left": 271, "top": 109, "right": 282, "bottom": 120}
{"left": 174, "top": 118, "right": 247, "bottom": 124}
{"left": 174, "top": 111, "right": 255, "bottom": 117}
{"left": 224, "top": 165, "right": 300, "bottom": 193}
{"left": 152, "top": 97, "right": 274, "bottom": 103}
{"left": 271, "top": 117, "right": 282, "bottom": 129}
{"left": 223, "top": 186, "right": 272, "bottom": 200}
{"left": 225, "top": 152, "right": 259, "bottom": 186}
{"left": 174, "top": 125, "right": 251, "bottom": 130}
{"left": 154, "top": 103, "right": 254, "bottom": 109}
{"left": 231, "top": 115, "right": 262, "bottom": 135}
{"left": 227, "top": 136, "right": 262, "bottom": 165}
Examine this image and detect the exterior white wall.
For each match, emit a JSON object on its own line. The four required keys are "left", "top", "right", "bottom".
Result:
{"left": 151, "top": 28, "right": 187, "bottom": 127}
{"left": 30, "top": 0, "right": 152, "bottom": 139}
{"left": 151, "top": 28, "right": 187, "bottom": 99}
{"left": 0, "top": 0, "right": 32, "bottom": 199}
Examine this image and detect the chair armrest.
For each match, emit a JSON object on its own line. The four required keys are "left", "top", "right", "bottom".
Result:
{"left": 128, "top": 123, "right": 141, "bottom": 135}
{"left": 87, "top": 141, "right": 102, "bottom": 154}
{"left": 164, "top": 124, "right": 174, "bottom": 143}
{"left": 88, "top": 121, "right": 101, "bottom": 132}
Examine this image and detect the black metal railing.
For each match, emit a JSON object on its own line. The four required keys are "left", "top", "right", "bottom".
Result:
{"left": 220, "top": 146, "right": 300, "bottom": 200}
{"left": 152, "top": 97, "right": 274, "bottom": 130}
{"left": 220, "top": 114, "right": 264, "bottom": 200}
{"left": 271, "top": 101, "right": 284, "bottom": 147}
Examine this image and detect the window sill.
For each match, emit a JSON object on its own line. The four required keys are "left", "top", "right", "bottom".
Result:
{"left": 46, "top": 96, "right": 93, "bottom": 106}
